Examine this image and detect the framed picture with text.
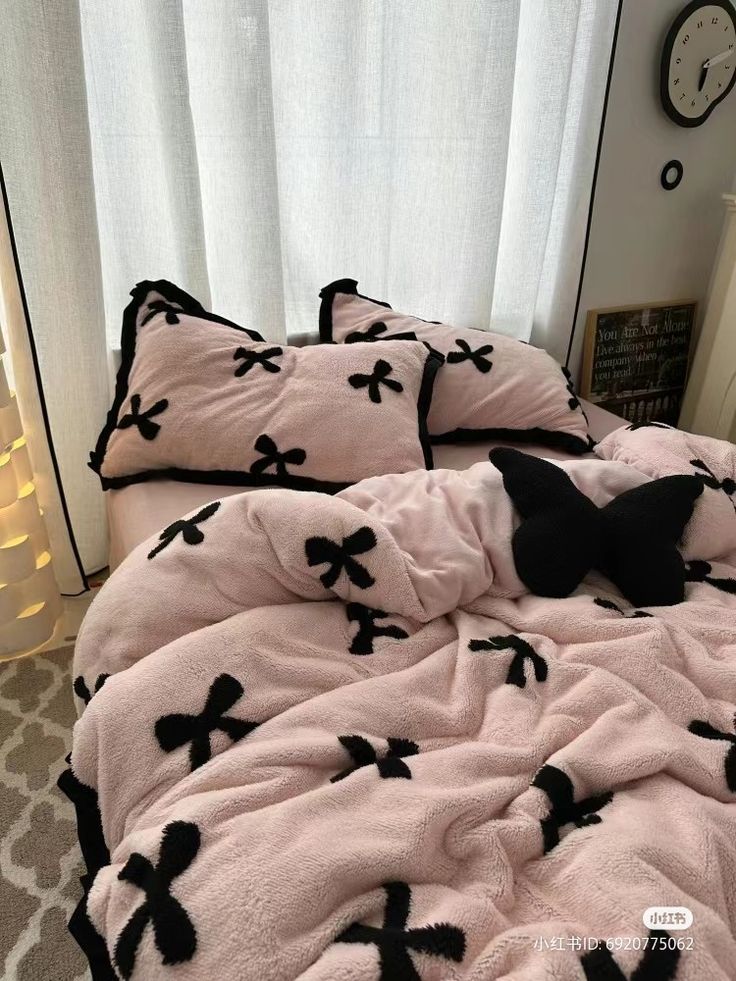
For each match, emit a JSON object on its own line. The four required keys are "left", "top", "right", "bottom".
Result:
{"left": 580, "top": 300, "right": 697, "bottom": 426}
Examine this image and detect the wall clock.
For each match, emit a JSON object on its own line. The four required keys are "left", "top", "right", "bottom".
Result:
{"left": 661, "top": 0, "right": 736, "bottom": 126}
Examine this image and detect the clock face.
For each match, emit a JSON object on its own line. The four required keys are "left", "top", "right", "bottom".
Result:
{"left": 661, "top": 0, "right": 736, "bottom": 126}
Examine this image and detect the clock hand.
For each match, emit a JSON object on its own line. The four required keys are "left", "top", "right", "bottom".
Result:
{"left": 698, "top": 61, "right": 708, "bottom": 91}
{"left": 703, "top": 48, "right": 732, "bottom": 69}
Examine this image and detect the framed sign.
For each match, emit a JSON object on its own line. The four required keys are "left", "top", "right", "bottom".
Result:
{"left": 580, "top": 300, "right": 697, "bottom": 426}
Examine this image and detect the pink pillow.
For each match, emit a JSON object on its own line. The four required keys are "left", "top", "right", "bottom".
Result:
{"left": 91, "top": 280, "right": 441, "bottom": 491}
{"left": 320, "top": 279, "right": 593, "bottom": 455}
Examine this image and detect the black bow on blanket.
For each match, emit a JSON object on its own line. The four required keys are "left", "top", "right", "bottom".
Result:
{"left": 114, "top": 821, "right": 200, "bottom": 979}
{"left": 490, "top": 448, "right": 703, "bottom": 607}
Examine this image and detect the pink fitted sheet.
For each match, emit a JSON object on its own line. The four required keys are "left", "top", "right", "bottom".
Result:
{"left": 106, "top": 399, "right": 623, "bottom": 569}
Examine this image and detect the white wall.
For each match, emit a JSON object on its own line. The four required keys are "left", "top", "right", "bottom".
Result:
{"left": 569, "top": 0, "right": 736, "bottom": 381}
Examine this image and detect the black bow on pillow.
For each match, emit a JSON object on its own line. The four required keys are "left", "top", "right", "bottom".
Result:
{"left": 489, "top": 448, "right": 703, "bottom": 607}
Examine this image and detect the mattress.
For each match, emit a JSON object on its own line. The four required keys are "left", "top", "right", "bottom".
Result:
{"left": 107, "top": 399, "right": 623, "bottom": 568}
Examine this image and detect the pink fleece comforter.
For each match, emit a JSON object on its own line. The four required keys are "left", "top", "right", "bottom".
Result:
{"left": 63, "top": 425, "right": 736, "bottom": 980}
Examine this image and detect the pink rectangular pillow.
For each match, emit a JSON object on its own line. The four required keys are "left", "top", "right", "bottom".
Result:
{"left": 320, "top": 279, "right": 593, "bottom": 455}
{"left": 91, "top": 280, "right": 441, "bottom": 491}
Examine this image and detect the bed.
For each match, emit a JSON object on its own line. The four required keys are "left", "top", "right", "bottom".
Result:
{"left": 62, "top": 281, "right": 736, "bottom": 980}
{"left": 106, "top": 399, "right": 622, "bottom": 568}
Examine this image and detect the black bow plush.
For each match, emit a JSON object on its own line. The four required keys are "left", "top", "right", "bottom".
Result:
{"left": 490, "top": 448, "right": 703, "bottom": 607}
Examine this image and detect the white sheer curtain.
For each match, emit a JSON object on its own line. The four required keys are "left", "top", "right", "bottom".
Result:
{"left": 0, "top": 0, "right": 618, "bottom": 581}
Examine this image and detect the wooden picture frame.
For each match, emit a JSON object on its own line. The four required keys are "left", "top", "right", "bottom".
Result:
{"left": 580, "top": 300, "right": 697, "bottom": 427}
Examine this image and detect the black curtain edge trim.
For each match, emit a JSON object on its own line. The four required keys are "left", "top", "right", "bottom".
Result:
{"left": 431, "top": 426, "right": 594, "bottom": 456}
{"left": 418, "top": 352, "right": 442, "bottom": 470}
{"left": 89, "top": 279, "right": 265, "bottom": 478}
{"left": 57, "top": 766, "right": 117, "bottom": 981}
{"left": 0, "top": 159, "right": 89, "bottom": 592}
{"left": 564, "top": 0, "right": 624, "bottom": 368}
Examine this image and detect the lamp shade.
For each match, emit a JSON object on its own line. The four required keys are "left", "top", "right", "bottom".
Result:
{"left": 0, "top": 349, "right": 61, "bottom": 658}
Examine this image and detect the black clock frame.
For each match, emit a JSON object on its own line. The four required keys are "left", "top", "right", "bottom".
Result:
{"left": 661, "top": 0, "right": 736, "bottom": 126}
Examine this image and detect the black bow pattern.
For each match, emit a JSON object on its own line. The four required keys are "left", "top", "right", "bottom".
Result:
{"left": 114, "top": 821, "right": 200, "bottom": 979}
{"left": 155, "top": 674, "right": 257, "bottom": 772}
{"left": 490, "top": 447, "right": 703, "bottom": 607}
{"left": 593, "top": 597, "right": 652, "bottom": 618}
{"left": 250, "top": 434, "right": 306, "bottom": 477}
{"left": 335, "top": 881, "right": 466, "bottom": 980}
{"left": 580, "top": 930, "right": 680, "bottom": 980}
{"left": 141, "top": 299, "right": 184, "bottom": 326}
{"left": 688, "top": 714, "right": 736, "bottom": 792}
{"left": 305, "top": 527, "right": 377, "bottom": 589}
{"left": 690, "top": 458, "right": 736, "bottom": 509}
{"left": 685, "top": 560, "right": 736, "bottom": 595}
{"left": 346, "top": 603, "right": 408, "bottom": 655}
{"left": 346, "top": 321, "right": 388, "bottom": 343}
{"left": 233, "top": 346, "right": 283, "bottom": 378}
{"left": 147, "top": 501, "right": 221, "bottom": 560}
{"left": 348, "top": 359, "right": 403, "bottom": 403}
{"left": 73, "top": 673, "right": 110, "bottom": 705}
{"left": 446, "top": 338, "right": 493, "bottom": 373}
{"left": 468, "top": 635, "right": 547, "bottom": 688}
{"left": 532, "top": 764, "right": 613, "bottom": 853}
{"left": 331, "top": 735, "right": 419, "bottom": 782}
{"left": 117, "top": 394, "right": 169, "bottom": 441}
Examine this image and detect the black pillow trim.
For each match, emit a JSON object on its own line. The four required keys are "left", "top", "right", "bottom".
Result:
{"left": 319, "top": 279, "right": 594, "bottom": 455}
{"left": 431, "top": 426, "right": 593, "bottom": 456}
{"left": 93, "top": 334, "right": 441, "bottom": 491}
{"left": 319, "top": 278, "right": 392, "bottom": 343}
{"left": 417, "top": 352, "right": 441, "bottom": 469}
{"left": 92, "top": 282, "right": 438, "bottom": 492}
{"left": 99, "top": 465, "right": 353, "bottom": 494}
{"left": 57, "top": 765, "right": 117, "bottom": 981}
{"left": 89, "top": 279, "right": 265, "bottom": 479}
{"left": 345, "top": 330, "right": 419, "bottom": 344}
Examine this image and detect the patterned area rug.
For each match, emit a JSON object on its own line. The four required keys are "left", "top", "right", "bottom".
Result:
{"left": 0, "top": 645, "right": 88, "bottom": 980}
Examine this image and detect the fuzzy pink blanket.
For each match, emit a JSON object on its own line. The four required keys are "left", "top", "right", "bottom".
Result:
{"left": 62, "top": 425, "right": 736, "bottom": 980}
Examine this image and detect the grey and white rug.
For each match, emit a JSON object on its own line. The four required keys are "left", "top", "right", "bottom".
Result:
{"left": 0, "top": 645, "right": 88, "bottom": 980}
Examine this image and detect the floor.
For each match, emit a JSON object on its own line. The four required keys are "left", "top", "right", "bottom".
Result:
{"left": 0, "top": 644, "right": 89, "bottom": 980}
{"left": 0, "top": 585, "right": 103, "bottom": 980}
